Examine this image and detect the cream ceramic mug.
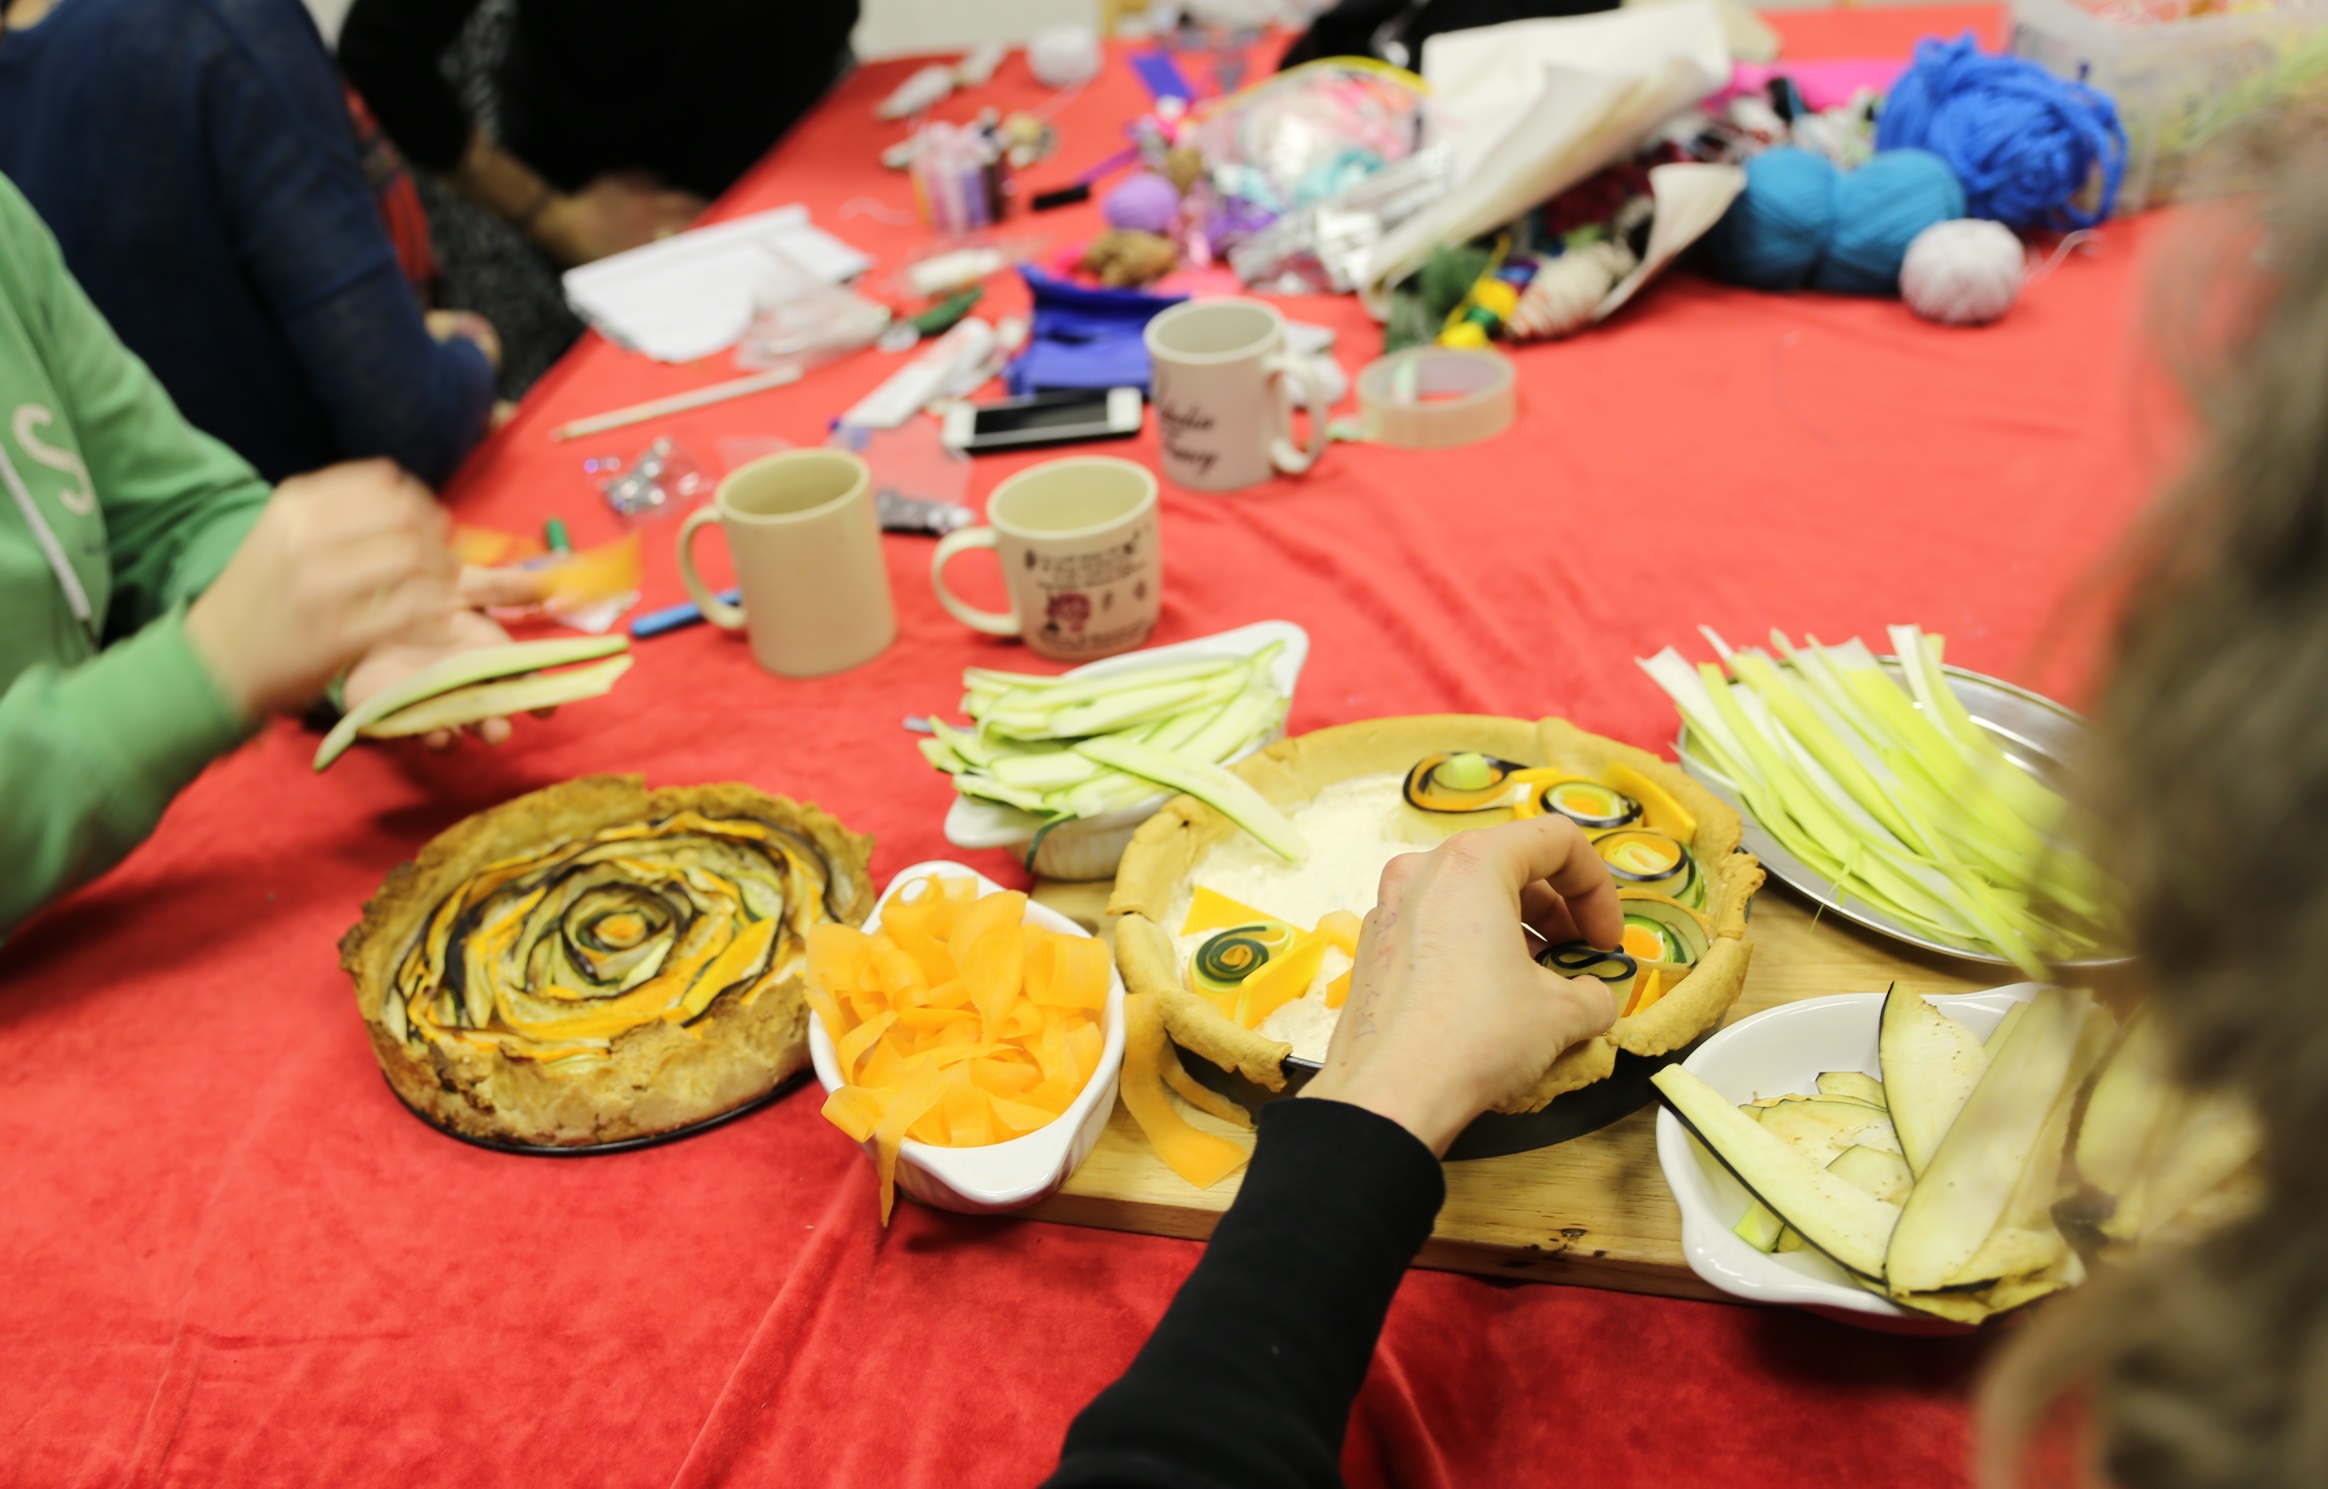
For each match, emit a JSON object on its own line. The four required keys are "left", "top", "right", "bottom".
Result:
{"left": 1144, "top": 297, "right": 1331, "bottom": 492}
{"left": 930, "top": 457, "right": 1161, "bottom": 663}
{"left": 676, "top": 449, "right": 896, "bottom": 677}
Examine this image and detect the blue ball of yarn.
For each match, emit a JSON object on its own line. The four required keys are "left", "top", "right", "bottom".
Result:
{"left": 1875, "top": 34, "right": 2127, "bottom": 230}
{"left": 1813, "top": 147, "right": 1967, "bottom": 296}
{"left": 1703, "top": 148, "right": 1840, "bottom": 291}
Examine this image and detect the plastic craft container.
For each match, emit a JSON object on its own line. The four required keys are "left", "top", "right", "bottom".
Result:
{"left": 2011, "top": 0, "right": 2328, "bottom": 214}
{"left": 806, "top": 860, "right": 1126, "bottom": 1216}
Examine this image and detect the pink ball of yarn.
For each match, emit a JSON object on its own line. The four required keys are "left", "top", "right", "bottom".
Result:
{"left": 1103, "top": 172, "right": 1181, "bottom": 235}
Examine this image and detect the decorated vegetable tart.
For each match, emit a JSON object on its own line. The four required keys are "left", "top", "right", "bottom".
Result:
{"left": 1109, "top": 716, "right": 1764, "bottom": 1115}
{"left": 341, "top": 775, "right": 872, "bottom": 1147}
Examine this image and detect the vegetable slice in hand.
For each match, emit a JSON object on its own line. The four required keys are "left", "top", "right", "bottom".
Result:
{"left": 315, "top": 634, "right": 630, "bottom": 769}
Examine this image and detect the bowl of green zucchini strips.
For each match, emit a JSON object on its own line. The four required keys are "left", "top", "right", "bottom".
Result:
{"left": 926, "top": 621, "right": 1308, "bottom": 881}
{"left": 1645, "top": 625, "right": 2124, "bottom": 974}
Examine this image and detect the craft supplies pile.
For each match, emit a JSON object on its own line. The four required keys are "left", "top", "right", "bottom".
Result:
{"left": 532, "top": 16, "right": 2141, "bottom": 493}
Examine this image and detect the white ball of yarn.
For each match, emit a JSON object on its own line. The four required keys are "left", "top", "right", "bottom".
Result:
{"left": 1028, "top": 25, "right": 1103, "bottom": 89}
{"left": 1901, "top": 219, "right": 2025, "bottom": 326}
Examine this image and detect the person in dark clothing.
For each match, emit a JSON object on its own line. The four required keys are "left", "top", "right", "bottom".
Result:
{"left": 338, "top": 0, "right": 859, "bottom": 266}
{"left": 0, "top": 0, "right": 499, "bottom": 489}
{"left": 1045, "top": 815, "right": 1622, "bottom": 1488}
{"left": 1280, "top": 0, "right": 1618, "bottom": 72}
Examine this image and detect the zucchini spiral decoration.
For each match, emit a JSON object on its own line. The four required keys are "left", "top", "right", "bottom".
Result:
{"left": 384, "top": 811, "right": 854, "bottom": 1063}
{"left": 1190, "top": 921, "right": 1298, "bottom": 997}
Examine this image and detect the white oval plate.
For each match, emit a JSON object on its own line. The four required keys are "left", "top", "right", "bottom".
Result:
{"left": 1654, "top": 983, "right": 2042, "bottom": 1333}
{"left": 941, "top": 620, "right": 1310, "bottom": 878}
{"left": 806, "top": 860, "right": 1125, "bottom": 1215}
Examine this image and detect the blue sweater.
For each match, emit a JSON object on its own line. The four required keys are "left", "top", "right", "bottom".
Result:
{"left": 0, "top": 0, "right": 493, "bottom": 486}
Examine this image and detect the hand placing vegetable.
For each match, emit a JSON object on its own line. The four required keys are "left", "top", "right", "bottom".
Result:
{"left": 1301, "top": 816, "right": 1623, "bottom": 1156}
{"left": 344, "top": 605, "right": 530, "bottom": 750}
{"left": 185, "top": 459, "right": 456, "bottom": 720}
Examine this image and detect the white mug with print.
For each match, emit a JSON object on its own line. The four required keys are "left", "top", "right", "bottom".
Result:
{"left": 1143, "top": 297, "right": 1331, "bottom": 493}
{"left": 930, "top": 457, "right": 1161, "bottom": 663}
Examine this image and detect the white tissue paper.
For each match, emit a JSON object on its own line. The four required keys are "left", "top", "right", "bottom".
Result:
{"left": 1361, "top": 0, "right": 1730, "bottom": 313}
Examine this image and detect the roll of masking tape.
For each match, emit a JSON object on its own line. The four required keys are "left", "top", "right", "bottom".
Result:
{"left": 1346, "top": 347, "right": 1516, "bottom": 450}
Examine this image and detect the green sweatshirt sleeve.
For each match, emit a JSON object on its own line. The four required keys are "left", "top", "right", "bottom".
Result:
{"left": 0, "top": 615, "right": 251, "bottom": 934}
{"left": 0, "top": 174, "right": 270, "bottom": 938}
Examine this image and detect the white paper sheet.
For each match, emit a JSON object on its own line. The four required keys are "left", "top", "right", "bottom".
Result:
{"left": 562, "top": 206, "right": 874, "bottom": 364}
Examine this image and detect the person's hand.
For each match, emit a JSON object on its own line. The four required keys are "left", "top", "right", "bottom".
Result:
{"left": 1300, "top": 816, "right": 1625, "bottom": 1156}
{"left": 531, "top": 173, "right": 706, "bottom": 265}
{"left": 185, "top": 460, "right": 456, "bottom": 720}
{"left": 457, "top": 563, "right": 552, "bottom": 612}
{"left": 342, "top": 605, "right": 546, "bottom": 750}
{"left": 425, "top": 308, "right": 503, "bottom": 373}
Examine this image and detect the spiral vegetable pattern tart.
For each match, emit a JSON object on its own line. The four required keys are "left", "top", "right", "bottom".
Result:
{"left": 1109, "top": 716, "right": 1763, "bottom": 1115}
{"left": 341, "top": 776, "right": 873, "bottom": 1148}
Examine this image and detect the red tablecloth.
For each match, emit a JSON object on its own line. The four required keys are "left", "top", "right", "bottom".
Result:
{"left": 5, "top": 11, "right": 2162, "bottom": 1486}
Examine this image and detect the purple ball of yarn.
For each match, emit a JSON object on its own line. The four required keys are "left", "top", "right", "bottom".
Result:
{"left": 1103, "top": 172, "right": 1181, "bottom": 234}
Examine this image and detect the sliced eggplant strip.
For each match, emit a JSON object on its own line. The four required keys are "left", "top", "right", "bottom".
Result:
{"left": 1816, "top": 1071, "right": 1887, "bottom": 1110}
{"left": 1941, "top": 1001, "right": 2109, "bottom": 1289}
{"left": 1655, "top": 1065, "right": 1902, "bottom": 1282}
{"left": 2073, "top": 1011, "right": 2171, "bottom": 1204}
{"left": 1878, "top": 982, "right": 1988, "bottom": 1177}
{"left": 2104, "top": 1089, "right": 2263, "bottom": 1244}
{"left": 360, "top": 656, "right": 634, "bottom": 739}
{"left": 1984, "top": 999, "right": 2028, "bottom": 1050}
{"left": 1827, "top": 1144, "right": 1914, "bottom": 1205}
{"left": 1754, "top": 1098, "right": 1902, "bottom": 1167}
{"left": 1884, "top": 987, "right": 2091, "bottom": 1297}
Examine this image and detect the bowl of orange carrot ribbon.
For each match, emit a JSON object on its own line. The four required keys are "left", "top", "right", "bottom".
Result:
{"left": 805, "top": 862, "right": 1127, "bottom": 1221}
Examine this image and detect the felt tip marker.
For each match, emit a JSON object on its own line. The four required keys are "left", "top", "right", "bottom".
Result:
{"left": 629, "top": 590, "right": 741, "bottom": 639}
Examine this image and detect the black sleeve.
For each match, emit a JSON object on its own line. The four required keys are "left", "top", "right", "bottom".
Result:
{"left": 337, "top": 0, "right": 483, "bottom": 174}
{"left": 1043, "top": 1098, "right": 1447, "bottom": 1489}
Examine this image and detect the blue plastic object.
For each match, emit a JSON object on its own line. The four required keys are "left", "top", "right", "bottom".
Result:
{"left": 1005, "top": 268, "right": 1186, "bottom": 396}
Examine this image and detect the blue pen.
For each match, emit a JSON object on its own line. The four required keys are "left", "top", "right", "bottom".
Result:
{"left": 630, "top": 590, "right": 741, "bottom": 639}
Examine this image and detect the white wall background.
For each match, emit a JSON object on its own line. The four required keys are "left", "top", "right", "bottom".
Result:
{"left": 854, "top": 0, "right": 1104, "bottom": 59}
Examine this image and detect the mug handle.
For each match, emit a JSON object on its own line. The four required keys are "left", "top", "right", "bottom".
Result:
{"left": 1264, "top": 354, "right": 1333, "bottom": 475}
{"left": 676, "top": 506, "right": 749, "bottom": 631}
{"left": 930, "top": 526, "right": 1020, "bottom": 636}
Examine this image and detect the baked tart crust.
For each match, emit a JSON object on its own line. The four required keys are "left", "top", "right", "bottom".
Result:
{"left": 341, "top": 775, "right": 873, "bottom": 1147}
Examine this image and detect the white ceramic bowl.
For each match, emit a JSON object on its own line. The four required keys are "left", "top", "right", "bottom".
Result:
{"left": 942, "top": 620, "right": 1310, "bottom": 881}
{"left": 806, "top": 860, "right": 1125, "bottom": 1215}
{"left": 1655, "top": 983, "right": 2042, "bottom": 1334}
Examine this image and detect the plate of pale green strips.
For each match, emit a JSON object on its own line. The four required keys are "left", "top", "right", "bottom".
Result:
{"left": 1655, "top": 630, "right": 2125, "bottom": 972}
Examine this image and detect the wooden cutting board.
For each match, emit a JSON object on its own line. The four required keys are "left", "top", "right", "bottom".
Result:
{"left": 1025, "top": 880, "right": 1998, "bottom": 1301}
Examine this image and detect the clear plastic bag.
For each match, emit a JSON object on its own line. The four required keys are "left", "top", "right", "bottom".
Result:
{"left": 733, "top": 246, "right": 891, "bottom": 374}
{"left": 1191, "top": 59, "right": 1429, "bottom": 226}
